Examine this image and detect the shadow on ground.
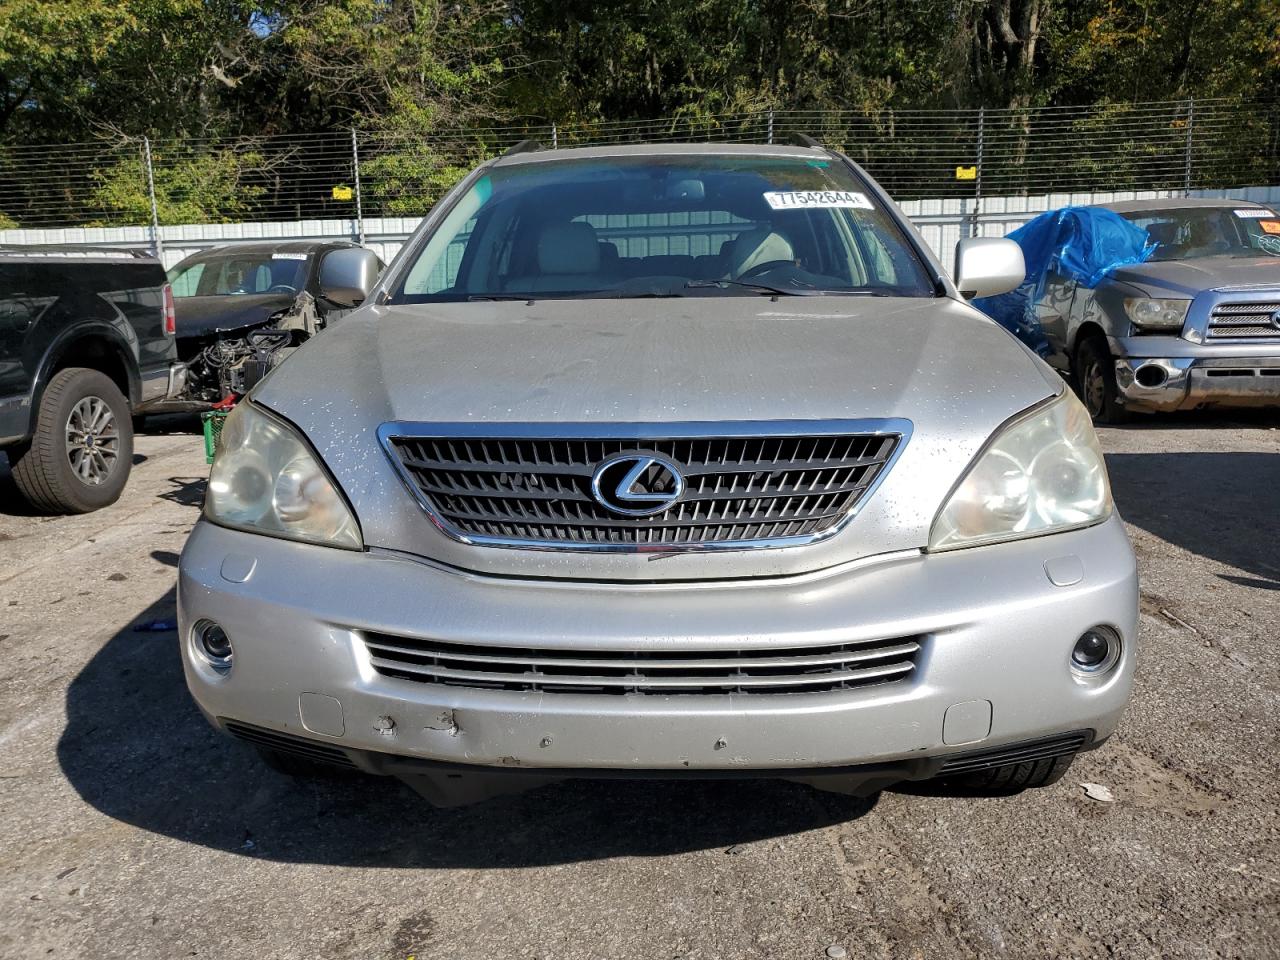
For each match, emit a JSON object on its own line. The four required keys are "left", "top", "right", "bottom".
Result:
{"left": 58, "top": 586, "right": 876, "bottom": 868}
{"left": 137, "top": 412, "right": 204, "bottom": 436}
{"left": 159, "top": 476, "right": 208, "bottom": 507}
{"left": 1110, "top": 408, "right": 1280, "bottom": 431}
{"left": 0, "top": 452, "right": 37, "bottom": 517}
{"left": 1106, "top": 450, "right": 1280, "bottom": 588}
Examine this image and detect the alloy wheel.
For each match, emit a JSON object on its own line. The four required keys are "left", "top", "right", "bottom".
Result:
{"left": 65, "top": 396, "right": 120, "bottom": 485}
{"left": 1082, "top": 358, "right": 1106, "bottom": 418}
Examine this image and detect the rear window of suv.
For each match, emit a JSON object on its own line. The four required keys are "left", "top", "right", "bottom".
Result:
{"left": 392, "top": 154, "right": 937, "bottom": 302}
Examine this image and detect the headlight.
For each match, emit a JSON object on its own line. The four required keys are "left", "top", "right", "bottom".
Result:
{"left": 1123, "top": 297, "right": 1190, "bottom": 330}
{"left": 206, "top": 402, "right": 362, "bottom": 549}
{"left": 929, "top": 390, "right": 1111, "bottom": 552}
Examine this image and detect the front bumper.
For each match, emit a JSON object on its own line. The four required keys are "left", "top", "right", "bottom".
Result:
{"left": 1110, "top": 331, "right": 1280, "bottom": 412}
{"left": 178, "top": 514, "right": 1138, "bottom": 788}
{"left": 1113, "top": 355, "right": 1280, "bottom": 411}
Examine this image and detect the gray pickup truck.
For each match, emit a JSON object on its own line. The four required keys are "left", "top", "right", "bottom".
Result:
{"left": 0, "top": 247, "right": 184, "bottom": 512}
{"left": 1035, "top": 198, "right": 1280, "bottom": 422}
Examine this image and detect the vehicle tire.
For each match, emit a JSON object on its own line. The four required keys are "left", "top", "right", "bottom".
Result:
{"left": 254, "top": 746, "right": 343, "bottom": 779}
{"left": 1074, "top": 336, "right": 1129, "bottom": 424}
{"left": 940, "top": 753, "right": 1076, "bottom": 794}
{"left": 9, "top": 368, "right": 134, "bottom": 514}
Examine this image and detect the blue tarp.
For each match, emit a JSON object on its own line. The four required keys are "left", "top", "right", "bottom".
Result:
{"left": 973, "top": 206, "right": 1154, "bottom": 356}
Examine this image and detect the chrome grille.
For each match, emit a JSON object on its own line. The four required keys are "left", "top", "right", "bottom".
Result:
{"left": 382, "top": 425, "right": 903, "bottom": 548}
{"left": 362, "top": 633, "right": 923, "bottom": 695}
{"left": 1206, "top": 300, "right": 1280, "bottom": 340}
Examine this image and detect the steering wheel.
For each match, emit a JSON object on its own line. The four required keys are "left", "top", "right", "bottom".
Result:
{"left": 737, "top": 260, "right": 796, "bottom": 281}
{"left": 266, "top": 283, "right": 297, "bottom": 295}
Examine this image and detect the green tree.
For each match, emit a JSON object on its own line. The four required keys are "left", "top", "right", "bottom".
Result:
{"left": 273, "top": 0, "right": 513, "bottom": 133}
{"left": 90, "top": 148, "right": 267, "bottom": 224}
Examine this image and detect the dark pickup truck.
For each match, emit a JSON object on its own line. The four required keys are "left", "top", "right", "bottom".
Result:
{"left": 0, "top": 247, "right": 185, "bottom": 513}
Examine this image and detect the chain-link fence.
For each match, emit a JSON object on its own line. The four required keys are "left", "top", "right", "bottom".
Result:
{"left": 1, "top": 98, "right": 1277, "bottom": 235}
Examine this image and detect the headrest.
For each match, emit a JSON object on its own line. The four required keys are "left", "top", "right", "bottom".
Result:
{"left": 1144, "top": 221, "right": 1178, "bottom": 246}
{"left": 537, "top": 222, "right": 600, "bottom": 274}
{"left": 727, "top": 228, "right": 795, "bottom": 277}
{"left": 597, "top": 241, "right": 620, "bottom": 267}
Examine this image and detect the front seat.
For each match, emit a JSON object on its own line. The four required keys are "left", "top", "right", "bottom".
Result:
{"left": 508, "top": 221, "right": 604, "bottom": 292}
{"left": 726, "top": 228, "right": 795, "bottom": 278}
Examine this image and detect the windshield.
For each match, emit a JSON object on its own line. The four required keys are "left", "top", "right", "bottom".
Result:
{"left": 1121, "top": 207, "right": 1280, "bottom": 261}
{"left": 167, "top": 252, "right": 309, "bottom": 297}
{"left": 389, "top": 154, "right": 937, "bottom": 302}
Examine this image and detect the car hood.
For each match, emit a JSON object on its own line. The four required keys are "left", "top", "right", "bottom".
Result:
{"left": 1110, "top": 255, "right": 1280, "bottom": 296}
{"left": 174, "top": 293, "right": 293, "bottom": 340}
{"left": 254, "top": 297, "right": 1060, "bottom": 579}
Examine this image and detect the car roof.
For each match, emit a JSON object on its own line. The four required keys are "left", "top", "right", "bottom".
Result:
{"left": 0, "top": 244, "right": 155, "bottom": 260}
{"left": 1093, "top": 197, "right": 1274, "bottom": 214}
{"left": 489, "top": 141, "right": 829, "bottom": 168}
{"left": 181, "top": 240, "right": 356, "bottom": 258}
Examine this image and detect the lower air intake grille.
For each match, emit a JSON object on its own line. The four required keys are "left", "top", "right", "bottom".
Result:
{"left": 936, "top": 732, "right": 1089, "bottom": 775}
{"left": 362, "top": 633, "right": 923, "bottom": 696}
{"left": 382, "top": 425, "right": 903, "bottom": 549}
{"left": 223, "top": 720, "right": 357, "bottom": 768}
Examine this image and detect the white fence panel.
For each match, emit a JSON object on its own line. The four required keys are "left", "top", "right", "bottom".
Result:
{"left": 4, "top": 185, "right": 1279, "bottom": 268}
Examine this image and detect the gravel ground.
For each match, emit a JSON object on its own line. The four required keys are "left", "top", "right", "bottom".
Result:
{"left": 0, "top": 411, "right": 1277, "bottom": 960}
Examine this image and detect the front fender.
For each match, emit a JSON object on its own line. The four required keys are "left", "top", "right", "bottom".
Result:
{"left": 23, "top": 320, "right": 141, "bottom": 435}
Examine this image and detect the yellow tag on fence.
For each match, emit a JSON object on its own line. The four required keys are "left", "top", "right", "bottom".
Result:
{"left": 331, "top": 185, "right": 354, "bottom": 201}
{"left": 955, "top": 166, "right": 977, "bottom": 181}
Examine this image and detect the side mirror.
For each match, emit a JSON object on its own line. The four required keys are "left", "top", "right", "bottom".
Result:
{"left": 954, "top": 237, "right": 1025, "bottom": 299}
{"left": 318, "top": 247, "right": 381, "bottom": 308}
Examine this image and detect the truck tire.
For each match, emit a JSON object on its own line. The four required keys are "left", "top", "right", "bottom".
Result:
{"left": 9, "top": 367, "right": 134, "bottom": 514}
{"left": 1075, "top": 336, "right": 1129, "bottom": 424}
{"left": 939, "top": 752, "right": 1076, "bottom": 794}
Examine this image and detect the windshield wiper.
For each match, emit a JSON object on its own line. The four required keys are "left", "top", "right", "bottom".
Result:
{"left": 466, "top": 294, "right": 536, "bottom": 303}
{"left": 584, "top": 290, "right": 687, "bottom": 299}
{"left": 685, "top": 279, "right": 817, "bottom": 297}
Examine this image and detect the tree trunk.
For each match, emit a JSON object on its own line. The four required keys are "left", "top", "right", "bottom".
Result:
{"left": 975, "top": 0, "right": 1048, "bottom": 109}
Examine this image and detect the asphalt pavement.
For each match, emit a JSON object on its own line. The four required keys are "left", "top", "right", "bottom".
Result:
{"left": 0, "top": 411, "right": 1277, "bottom": 960}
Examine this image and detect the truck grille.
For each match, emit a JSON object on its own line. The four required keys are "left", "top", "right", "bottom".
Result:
{"left": 1206, "top": 300, "right": 1280, "bottom": 340}
{"left": 362, "top": 633, "right": 923, "bottom": 695}
{"left": 381, "top": 424, "right": 903, "bottom": 549}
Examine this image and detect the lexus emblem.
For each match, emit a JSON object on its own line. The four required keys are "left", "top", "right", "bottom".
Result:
{"left": 1272, "top": 307, "right": 1280, "bottom": 331}
{"left": 590, "top": 453, "right": 685, "bottom": 516}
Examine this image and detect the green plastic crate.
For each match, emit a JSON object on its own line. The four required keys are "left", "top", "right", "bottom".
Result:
{"left": 201, "top": 410, "right": 229, "bottom": 464}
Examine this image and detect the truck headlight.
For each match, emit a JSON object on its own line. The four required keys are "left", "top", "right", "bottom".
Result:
{"left": 929, "top": 390, "right": 1111, "bottom": 552}
{"left": 1123, "top": 297, "right": 1190, "bottom": 330}
{"left": 206, "top": 402, "right": 362, "bottom": 549}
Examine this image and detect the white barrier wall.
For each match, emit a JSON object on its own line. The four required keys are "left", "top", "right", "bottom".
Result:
{"left": 3, "top": 185, "right": 1278, "bottom": 269}
{"left": 903, "top": 184, "right": 1280, "bottom": 265}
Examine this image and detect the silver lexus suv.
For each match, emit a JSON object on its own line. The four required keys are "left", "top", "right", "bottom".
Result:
{"left": 178, "top": 142, "right": 1138, "bottom": 806}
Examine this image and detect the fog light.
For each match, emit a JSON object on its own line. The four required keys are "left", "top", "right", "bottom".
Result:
{"left": 1071, "top": 626, "right": 1120, "bottom": 676}
{"left": 194, "top": 619, "right": 233, "bottom": 674}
